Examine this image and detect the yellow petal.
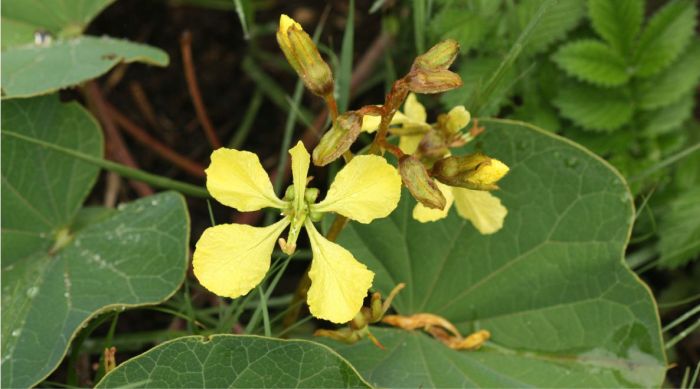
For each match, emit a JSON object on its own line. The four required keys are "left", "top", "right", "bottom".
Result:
{"left": 404, "top": 93, "right": 427, "bottom": 123}
{"left": 445, "top": 106, "right": 470, "bottom": 133}
{"left": 413, "top": 182, "right": 454, "bottom": 222}
{"left": 360, "top": 114, "right": 381, "bottom": 133}
{"left": 206, "top": 148, "right": 285, "bottom": 211}
{"left": 305, "top": 220, "right": 374, "bottom": 323}
{"left": 470, "top": 158, "right": 509, "bottom": 186}
{"left": 279, "top": 14, "right": 302, "bottom": 33}
{"left": 289, "top": 141, "right": 310, "bottom": 209}
{"left": 452, "top": 188, "right": 507, "bottom": 234}
{"left": 193, "top": 218, "right": 290, "bottom": 298}
{"left": 313, "top": 155, "right": 401, "bottom": 223}
{"left": 398, "top": 134, "right": 424, "bottom": 154}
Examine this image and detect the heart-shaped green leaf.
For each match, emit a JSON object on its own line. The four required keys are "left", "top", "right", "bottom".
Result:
{"left": 2, "top": 36, "right": 168, "bottom": 99}
{"left": 1, "top": 0, "right": 115, "bottom": 48}
{"left": 324, "top": 118, "right": 666, "bottom": 387}
{"left": 96, "top": 335, "right": 370, "bottom": 388}
{"left": 1, "top": 95, "right": 189, "bottom": 388}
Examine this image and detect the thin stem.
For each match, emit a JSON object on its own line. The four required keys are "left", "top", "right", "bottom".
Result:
{"left": 107, "top": 102, "right": 206, "bottom": 178}
{"left": 663, "top": 304, "right": 700, "bottom": 333}
{"left": 3, "top": 131, "right": 210, "bottom": 198}
{"left": 666, "top": 319, "right": 700, "bottom": 349}
{"left": 325, "top": 93, "right": 340, "bottom": 121}
{"left": 180, "top": 30, "right": 222, "bottom": 149}
{"left": 630, "top": 142, "right": 700, "bottom": 182}
{"left": 84, "top": 81, "right": 154, "bottom": 196}
{"left": 258, "top": 285, "right": 272, "bottom": 337}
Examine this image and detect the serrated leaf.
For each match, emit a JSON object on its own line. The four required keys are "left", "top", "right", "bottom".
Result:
{"left": 638, "top": 39, "right": 700, "bottom": 110}
{"left": 640, "top": 93, "right": 694, "bottom": 137}
{"left": 553, "top": 81, "right": 633, "bottom": 131}
{"left": 1, "top": 0, "right": 115, "bottom": 48}
{"left": 588, "top": 0, "right": 644, "bottom": 56}
{"left": 323, "top": 119, "right": 665, "bottom": 387}
{"left": 552, "top": 39, "right": 630, "bottom": 86}
{"left": 1, "top": 95, "right": 189, "bottom": 388}
{"left": 658, "top": 187, "right": 700, "bottom": 268}
{"left": 95, "top": 335, "right": 369, "bottom": 388}
{"left": 1, "top": 36, "right": 168, "bottom": 99}
{"left": 514, "top": 0, "right": 586, "bottom": 55}
{"left": 430, "top": 11, "right": 489, "bottom": 54}
{"left": 634, "top": 0, "right": 698, "bottom": 78}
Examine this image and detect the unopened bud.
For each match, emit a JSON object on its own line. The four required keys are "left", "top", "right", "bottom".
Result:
{"left": 412, "top": 39, "right": 460, "bottom": 71}
{"left": 431, "top": 152, "right": 509, "bottom": 190}
{"left": 277, "top": 15, "right": 334, "bottom": 97}
{"left": 312, "top": 111, "right": 362, "bottom": 166}
{"left": 399, "top": 155, "right": 446, "bottom": 210}
{"left": 417, "top": 130, "right": 449, "bottom": 161}
{"left": 406, "top": 69, "right": 462, "bottom": 94}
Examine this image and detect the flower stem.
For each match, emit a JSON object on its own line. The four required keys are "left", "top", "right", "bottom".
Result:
{"left": 3, "top": 130, "right": 209, "bottom": 198}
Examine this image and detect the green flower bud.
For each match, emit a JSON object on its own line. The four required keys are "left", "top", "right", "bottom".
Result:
{"left": 431, "top": 152, "right": 509, "bottom": 191}
{"left": 277, "top": 15, "right": 334, "bottom": 97}
{"left": 312, "top": 111, "right": 362, "bottom": 166}
{"left": 406, "top": 68, "right": 462, "bottom": 94}
{"left": 399, "top": 155, "right": 446, "bottom": 210}
{"left": 412, "top": 39, "right": 460, "bottom": 71}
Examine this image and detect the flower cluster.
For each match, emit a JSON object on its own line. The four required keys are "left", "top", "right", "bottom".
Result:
{"left": 193, "top": 14, "right": 511, "bottom": 326}
{"left": 365, "top": 93, "right": 509, "bottom": 234}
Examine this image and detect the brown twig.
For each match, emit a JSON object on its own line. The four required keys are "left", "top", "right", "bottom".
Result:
{"left": 180, "top": 30, "right": 222, "bottom": 149}
{"left": 129, "top": 81, "right": 162, "bottom": 131}
{"left": 84, "top": 81, "right": 154, "bottom": 197}
{"left": 106, "top": 102, "right": 206, "bottom": 178}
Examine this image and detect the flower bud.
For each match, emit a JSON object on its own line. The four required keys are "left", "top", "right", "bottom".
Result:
{"left": 417, "top": 130, "right": 449, "bottom": 162}
{"left": 412, "top": 39, "right": 460, "bottom": 71}
{"left": 406, "top": 69, "right": 462, "bottom": 94}
{"left": 431, "top": 152, "right": 509, "bottom": 190}
{"left": 277, "top": 14, "right": 334, "bottom": 97}
{"left": 312, "top": 111, "right": 362, "bottom": 166}
{"left": 399, "top": 155, "right": 446, "bottom": 210}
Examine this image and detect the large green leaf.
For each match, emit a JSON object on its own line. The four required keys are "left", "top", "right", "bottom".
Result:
{"left": 552, "top": 39, "right": 630, "bottom": 87}
{"left": 2, "top": 36, "right": 168, "bottom": 99}
{"left": 324, "top": 119, "right": 666, "bottom": 387}
{"left": 553, "top": 81, "right": 633, "bottom": 131}
{"left": 1, "top": 0, "right": 115, "bottom": 48}
{"left": 634, "top": 0, "right": 697, "bottom": 78}
{"left": 96, "top": 335, "right": 370, "bottom": 388}
{"left": 1, "top": 95, "right": 189, "bottom": 388}
{"left": 588, "top": 0, "right": 643, "bottom": 56}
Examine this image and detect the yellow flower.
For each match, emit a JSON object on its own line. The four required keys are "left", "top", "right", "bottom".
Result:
{"left": 372, "top": 95, "right": 507, "bottom": 233}
{"left": 194, "top": 141, "right": 402, "bottom": 323}
{"left": 412, "top": 181, "right": 507, "bottom": 234}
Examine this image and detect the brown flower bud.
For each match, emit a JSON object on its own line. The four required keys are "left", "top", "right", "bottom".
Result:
{"left": 417, "top": 130, "right": 449, "bottom": 162}
{"left": 431, "top": 152, "right": 509, "bottom": 191}
{"left": 312, "top": 111, "right": 362, "bottom": 166}
{"left": 277, "top": 15, "right": 334, "bottom": 97}
{"left": 406, "top": 69, "right": 462, "bottom": 94}
{"left": 399, "top": 155, "right": 446, "bottom": 210}
{"left": 412, "top": 39, "right": 460, "bottom": 71}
